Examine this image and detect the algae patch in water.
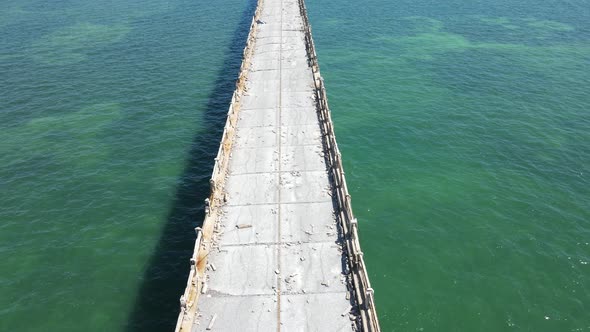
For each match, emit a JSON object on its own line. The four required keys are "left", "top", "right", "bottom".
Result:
{"left": 30, "top": 23, "right": 130, "bottom": 65}
{"left": 1, "top": 103, "right": 123, "bottom": 169}
{"left": 372, "top": 16, "right": 586, "bottom": 62}
{"left": 486, "top": 17, "right": 575, "bottom": 33}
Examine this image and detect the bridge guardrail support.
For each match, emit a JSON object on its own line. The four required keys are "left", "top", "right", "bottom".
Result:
{"left": 296, "top": 0, "right": 381, "bottom": 330}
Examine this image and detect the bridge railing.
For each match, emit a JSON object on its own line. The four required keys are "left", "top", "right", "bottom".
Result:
{"left": 296, "top": 0, "right": 381, "bottom": 331}
{"left": 174, "top": 0, "right": 264, "bottom": 330}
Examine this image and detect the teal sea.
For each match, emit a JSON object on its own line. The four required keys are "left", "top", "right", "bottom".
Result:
{"left": 0, "top": 0, "right": 589, "bottom": 330}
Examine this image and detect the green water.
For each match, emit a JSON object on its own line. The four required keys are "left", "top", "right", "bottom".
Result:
{"left": 307, "top": 0, "right": 590, "bottom": 330}
{"left": 0, "top": 0, "right": 588, "bottom": 330}
{"left": 1, "top": 0, "right": 256, "bottom": 330}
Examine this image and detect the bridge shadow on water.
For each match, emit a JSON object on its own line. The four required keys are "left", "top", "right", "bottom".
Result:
{"left": 125, "top": 1, "right": 257, "bottom": 330}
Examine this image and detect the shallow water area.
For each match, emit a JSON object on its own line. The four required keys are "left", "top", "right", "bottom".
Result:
{"left": 306, "top": 0, "right": 590, "bottom": 330}
{"left": 1, "top": 0, "right": 254, "bottom": 330}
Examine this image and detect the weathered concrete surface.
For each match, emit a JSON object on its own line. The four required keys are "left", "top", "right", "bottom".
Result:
{"left": 190, "top": 0, "right": 355, "bottom": 330}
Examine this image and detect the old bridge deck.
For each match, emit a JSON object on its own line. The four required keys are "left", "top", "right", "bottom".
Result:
{"left": 175, "top": 0, "right": 379, "bottom": 330}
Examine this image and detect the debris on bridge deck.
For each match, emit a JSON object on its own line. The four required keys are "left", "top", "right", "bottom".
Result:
{"left": 175, "top": 0, "right": 379, "bottom": 330}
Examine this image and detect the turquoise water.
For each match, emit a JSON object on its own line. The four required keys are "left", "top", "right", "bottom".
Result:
{"left": 0, "top": 0, "right": 256, "bottom": 330}
{"left": 0, "top": 0, "right": 588, "bottom": 331}
{"left": 307, "top": 0, "right": 590, "bottom": 330}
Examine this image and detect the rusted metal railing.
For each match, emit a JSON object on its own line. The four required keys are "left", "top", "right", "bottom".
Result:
{"left": 296, "top": 0, "right": 381, "bottom": 331}
{"left": 174, "top": 0, "right": 264, "bottom": 330}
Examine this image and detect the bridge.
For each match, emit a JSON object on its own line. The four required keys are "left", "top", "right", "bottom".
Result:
{"left": 174, "top": 0, "right": 379, "bottom": 330}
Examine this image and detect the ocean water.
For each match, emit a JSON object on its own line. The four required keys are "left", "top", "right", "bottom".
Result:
{"left": 306, "top": 0, "right": 590, "bottom": 330}
{"left": 0, "top": 0, "right": 588, "bottom": 331}
{"left": 0, "top": 0, "right": 256, "bottom": 330}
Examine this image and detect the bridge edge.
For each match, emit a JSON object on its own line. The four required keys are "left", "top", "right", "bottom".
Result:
{"left": 173, "top": 0, "right": 265, "bottom": 330}
{"left": 296, "top": 0, "right": 381, "bottom": 331}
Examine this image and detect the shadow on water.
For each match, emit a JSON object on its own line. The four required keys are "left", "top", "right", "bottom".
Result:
{"left": 125, "top": 0, "right": 257, "bottom": 330}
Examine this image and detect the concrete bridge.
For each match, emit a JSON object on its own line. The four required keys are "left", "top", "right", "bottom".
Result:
{"left": 175, "top": 0, "right": 379, "bottom": 330}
